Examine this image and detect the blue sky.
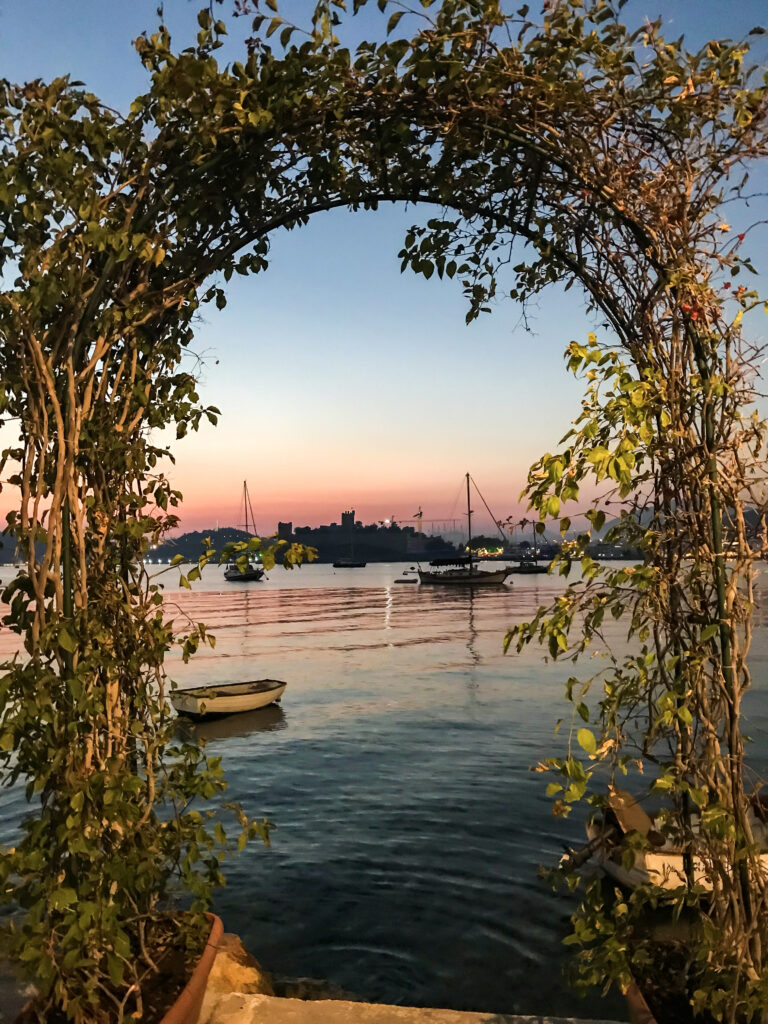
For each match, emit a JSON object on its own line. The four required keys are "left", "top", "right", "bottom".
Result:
{"left": 1, "top": 1, "right": 766, "bottom": 534}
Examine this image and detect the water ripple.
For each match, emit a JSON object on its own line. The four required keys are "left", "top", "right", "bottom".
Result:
{"left": 0, "top": 561, "right": 711, "bottom": 1018}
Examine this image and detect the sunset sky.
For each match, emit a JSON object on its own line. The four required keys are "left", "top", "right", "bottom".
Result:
{"left": 2, "top": 0, "right": 767, "bottom": 536}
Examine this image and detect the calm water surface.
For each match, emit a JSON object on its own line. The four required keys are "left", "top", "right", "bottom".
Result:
{"left": 2, "top": 560, "right": 768, "bottom": 1020}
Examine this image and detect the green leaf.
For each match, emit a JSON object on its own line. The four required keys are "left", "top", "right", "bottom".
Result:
{"left": 577, "top": 729, "right": 597, "bottom": 756}
{"left": 689, "top": 787, "right": 707, "bottom": 809}
{"left": 586, "top": 509, "right": 605, "bottom": 531}
{"left": 565, "top": 779, "right": 587, "bottom": 802}
{"left": 387, "top": 10, "right": 404, "bottom": 33}
{"left": 107, "top": 952, "right": 124, "bottom": 987}
{"left": 50, "top": 888, "right": 78, "bottom": 910}
{"left": 652, "top": 775, "right": 674, "bottom": 792}
{"left": 58, "top": 626, "right": 77, "bottom": 654}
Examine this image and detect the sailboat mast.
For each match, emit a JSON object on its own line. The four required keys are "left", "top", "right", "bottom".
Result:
{"left": 466, "top": 472, "right": 473, "bottom": 571}
{"left": 243, "top": 480, "right": 257, "bottom": 537}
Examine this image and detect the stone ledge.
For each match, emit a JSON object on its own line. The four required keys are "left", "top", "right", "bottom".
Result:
{"left": 200, "top": 992, "right": 626, "bottom": 1024}
{"left": 199, "top": 934, "right": 628, "bottom": 1024}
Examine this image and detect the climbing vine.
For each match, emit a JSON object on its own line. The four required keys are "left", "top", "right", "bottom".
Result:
{"left": 0, "top": 0, "right": 766, "bottom": 1019}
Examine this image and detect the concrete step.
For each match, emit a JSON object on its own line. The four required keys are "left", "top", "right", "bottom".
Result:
{"left": 201, "top": 992, "right": 627, "bottom": 1024}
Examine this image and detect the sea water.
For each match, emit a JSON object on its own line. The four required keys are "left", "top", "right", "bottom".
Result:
{"left": 1, "top": 561, "right": 767, "bottom": 1020}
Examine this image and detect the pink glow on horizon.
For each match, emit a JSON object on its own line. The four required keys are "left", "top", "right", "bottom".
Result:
{"left": 164, "top": 472, "right": 606, "bottom": 536}
{"left": 165, "top": 458, "right": 539, "bottom": 535}
{"left": 0, "top": 443, "right": 605, "bottom": 539}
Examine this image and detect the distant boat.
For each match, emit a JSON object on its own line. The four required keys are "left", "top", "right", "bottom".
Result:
{"left": 416, "top": 474, "right": 512, "bottom": 586}
{"left": 509, "top": 560, "right": 549, "bottom": 575}
{"left": 170, "top": 679, "right": 286, "bottom": 719}
{"left": 334, "top": 514, "right": 366, "bottom": 567}
{"left": 418, "top": 556, "right": 512, "bottom": 585}
{"left": 224, "top": 559, "right": 264, "bottom": 582}
{"left": 224, "top": 480, "right": 265, "bottom": 582}
{"left": 509, "top": 518, "right": 550, "bottom": 574}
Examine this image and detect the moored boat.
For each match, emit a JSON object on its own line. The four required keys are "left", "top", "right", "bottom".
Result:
{"left": 508, "top": 560, "right": 549, "bottom": 575}
{"left": 577, "top": 787, "right": 768, "bottom": 891}
{"left": 170, "top": 679, "right": 286, "bottom": 719}
{"left": 224, "top": 560, "right": 264, "bottom": 582}
{"left": 224, "top": 480, "right": 265, "bottom": 582}
{"left": 416, "top": 474, "right": 512, "bottom": 586}
{"left": 508, "top": 518, "right": 550, "bottom": 574}
{"left": 417, "top": 555, "right": 512, "bottom": 585}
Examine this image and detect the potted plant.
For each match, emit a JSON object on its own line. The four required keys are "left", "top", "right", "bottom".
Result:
{"left": 0, "top": 16, "right": 315, "bottom": 1019}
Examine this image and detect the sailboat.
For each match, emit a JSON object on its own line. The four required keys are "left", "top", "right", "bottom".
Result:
{"left": 224, "top": 481, "right": 265, "bottom": 582}
{"left": 416, "top": 474, "right": 513, "bottom": 586}
{"left": 333, "top": 517, "right": 366, "bottom": 568}
{"left": 509, "top": 518, "right": 549, "bottom": 574}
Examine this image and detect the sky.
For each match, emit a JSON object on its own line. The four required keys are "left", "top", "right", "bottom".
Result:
{"left": 1, "top": 0, "right": 767, "bottom": 536}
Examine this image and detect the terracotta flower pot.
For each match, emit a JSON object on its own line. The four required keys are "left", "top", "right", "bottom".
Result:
{"left": 15, "top": 913, "right": 224, "bottom": 1024}
{"left": 625, "top": 980, "right": 659, "bottom": 1024}
{"left": 159, "top": 912, "right": 224, "bottom": 1024}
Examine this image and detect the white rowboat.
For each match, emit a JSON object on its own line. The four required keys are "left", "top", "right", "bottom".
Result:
{"left": 584, "top": 787, "right": 768, "bottom": 891}
{"left": 170, "top": 679, "right": 286, "bottom": 719}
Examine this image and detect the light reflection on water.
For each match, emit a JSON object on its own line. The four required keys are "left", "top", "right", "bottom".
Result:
{"left": 1, "top": 560, "right": 768, "bottom": 1018}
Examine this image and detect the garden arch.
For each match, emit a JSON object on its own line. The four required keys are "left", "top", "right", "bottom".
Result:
{"left": 1, "top": 2, "right": 767, "bottom": 1019}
